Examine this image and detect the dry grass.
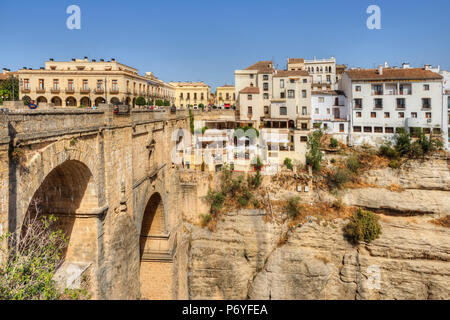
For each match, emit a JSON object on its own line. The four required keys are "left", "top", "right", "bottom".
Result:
{"left": 387, "top": 184, "right": 405, "bottom": 192}
{"left": 430, "top": 215, "right": 450, "bottom": 228}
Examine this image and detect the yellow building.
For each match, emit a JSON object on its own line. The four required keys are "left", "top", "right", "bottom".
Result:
{"left": 170, "top": 82, "right": 210, "bottom": 109}
{"left": 215, "top": 84, "right": 235, "bottom": 108}
{"left": 17, "top": 57, "right": 174, "bottom": 107}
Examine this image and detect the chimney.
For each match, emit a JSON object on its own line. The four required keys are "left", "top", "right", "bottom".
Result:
{"left": 84, "top": 56, "right": 88, "bottom": 61}
{"left": 378, "top": 65, "right": 383, "bottom": 75}
{"left": 424, "top": 64, "right": 431, "bottom": 70}
{"left": 100, "top": 59, "right": 104, "bottom": 62}
{"left": 40, "top": 67, "right": 44, "bottom": 70}
{"left": 72, "top": 58, "right": 76, "bottom": 61}
{"left": 49, "top": 58, "right": 54, "bottom": 61}
{"left": 111, "top": 58, "right": 116, "bottom": 61}
{"left": 22, "top": 67, "right": 26, "bottom": 70}
{"left": 402, "top": 62, "right": 410, "bottom": 69}
{"left": 384, "top": 61, "right": 389, "bottom": 68}
{"left": 92, "top": 59, "right": 96, "bottom": 62}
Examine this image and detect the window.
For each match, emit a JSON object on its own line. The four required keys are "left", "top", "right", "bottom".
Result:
{"left": 280, "top": 92, "right": 285, "bottom": 99}
{"left": 374, "top": 98, "right": 383, "bottom": 108}
{"left": 355, "top": 86, "right": 361, "bottom": 92}
{"left": 280, "top": 79, "right": 284, "bottom": 88}
{"left": 318, "top": 97, "right": 324, "bottom": 103}
{"left": 384, "top": 112, "right": 390, "bottom": 118}
{"left": 433, "top": 128, "right": 441, "bottom": 134}
{"left": 263, "top": 75, "right": 268, "bottom": 80}
{"left": 353, "top": 126, "right": 362, "bottom": 132}
{"left": 364, "top": 126, "right": 372, "bottom": 133}
{"left": 290, "top": 79, "right": 295, "bottom": 83}
{"left": 53, "top": 79, "right": 59, "bottom": 90}
{"left": 422, "top": 98, "right": 431, "bottom": 108}
{"left": 280, "top": 106, "right": 287, "bottom": 115}
{"left": 371, "top": 112, "right": 376, "bottom": 118}
{"left": 323, "top": 123, "right": 328, "bottom": 130}
{"left": 356, "top": 112, "right": 362, "bottom": 118}
{"left": 301, "top": 123, "right": 308, "bottom": 130}
{"left": 194, "top": 93, "right": 197, "bottom": 100}
{"left": 112, "top": 80, "right": 118, "bottom": 90}
{"left": 23, "top": 79, "right": 30, "bottom": 89}
{"left": 247, "top": 94, "right": 252, "bottom": 100}
{"left": 411, "top": 112, "right": 417, "bottom": 118}
{"left": 201, "top": 93, "right": 204, "bottom": 100}
{"left": 385, "top": 127, "right": 394, "bottom": 133}
{"left": 263, "top": 93, "right": 269, "bottom": 99}
{"left": 327, "top": 108, "right": 330, "bottom": 114}
{"left": 303, "top": 79, "right": 307, "bottom": 83}
{"left": 300, "top": 136, "right": 308, "bottom": 142}
{"left": 315, "top": 108, "right": 319, "bottom": 114}
{"left": 425, "top": 112, "right": 432, "bottom": 119}
{"left": 250, "top": 74, "right": 254, "bottom": 79}
{"left": 397, "top": 98, "right": 405, "bottom": 109}
{"left": 423, "top": 84, "right": 430, "bottom": 91}
{"left": 302, "top": 90, "right": 307, "bottom": 98}
{"left": 339, "top": 123, "right": 344, "bottom": 133}
{"left": 39, "top": 79, "right": 44, "bottom": 90}
{"left": 354, "top": 98, "right": 362, "bottom": 108}
{"left": 288, "top": 90, "right": 295, "bottom": 98}
{"left": 263, "top": 83, "right": 269, "bottom": 91}
{"left": 398, "top": 112, "right": 404, "bottom": 118}
{"left": 248, "top": 107, "right": 253, "bottom": 114}
{"left": 374, "top": 127, "right": 383, "bottom": 133}
{"left": 424, "top": 128, "right": 431, "bottom": 134}
{"left": 302, "top": 106, "right": 307, "bottom": 115}
{"left": 97, "top": 80, "right": 103, "bottom": 90}
{"left": 264, "top": 106, "right": 269, "bottom": 114}
{"left": 82, "top": 80, "right": 88, "bottom": 90}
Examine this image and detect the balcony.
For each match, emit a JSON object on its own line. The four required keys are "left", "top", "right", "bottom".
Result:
{"left": 51, "top": 88, "right": 60, "bottom": 94}
{"left": 65, "top": 87, "right": 75, "bottom": 94}
{"left": 22, "top": 88, "right": 31, "bottom": 94}
{"left": 110, "top": 88, "right": 119, "bottom": 94}
{"left": 80, "top": 88, "right": 90, "bottom": 94}
{"left": 94, "top": 88, "right": 105, "bottom": 94}
{"left": 372, "top": 91, "right": 383, "bottom": 96}
{"left": 36, "top": 87, "right": 46, "bottom": 94}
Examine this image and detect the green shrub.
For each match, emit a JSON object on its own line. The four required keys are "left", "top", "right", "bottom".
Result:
{"left": 247, "top": 172, "right": 262, "bottom": 189}
{"left": 346, "top": 155, "right": 360, "bottom": 173}
{"left": 306, "top": 129, "right": 323, "bottom": 172}
{"left": 285, "top": 197, "right": 302, "bottom": 218}
{"left": 344, "top": 209, "right": 382, "bottom": 244}
{"left": 327, "top": 167, "right": 352, "bottom": 190}
{"left": 206, "top": 190, "right": 225, "bottom": 215}
{"left": 200, "top": 213, "right": 212, "bottom": 227}
{"left": 378, "top": 141, "right": 400, "bottom": 160}
{"left": 394, "top": 128, "right": 411, "bottom": 156}
{"left": 284, "top": 157, "right": 293, "bottom": 170}
{"left": 388, "top": 160, "right": 400, "bottom": 169}
{"left": 329, "top": 138, "right": 338, "bottom": 148}
{"left": 238, "top": 196, "right": 249, "bottom": 207}
{"left": 136, "top": 96, "right": 146, "bottom": 106}
{"left": 330, "top": 158, "right": 336, "bottom": 164}
{"left": 252, "top": 199, "right": 261, "bottom": 209}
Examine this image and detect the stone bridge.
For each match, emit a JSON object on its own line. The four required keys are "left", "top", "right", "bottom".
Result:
{"left": 0, "top": 105, "right": 192, "bottom": 299}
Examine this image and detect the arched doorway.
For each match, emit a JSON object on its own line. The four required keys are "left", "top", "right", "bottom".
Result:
{"left": 110, "top": 97, "right": 120, "bottom": 105}
{"left": 80, "top": 97, "right": 91, "bottom": 107}
{"left": 51, "top": 96, "right": 62, "bottom": 107}
{"left": 95, "top": 97, "right": 105, "bottom": 106}
{"left": 139, "top": 192, "right": 172, "bottom": 300}
{"left": 66, "top": 96, "right": 77, "bottom": 107}
{"left": 132, "top": 98, "right": 136, "bottom": 108}
{"left": 23, "top": 160, "right": 99, "bottom": 291}
{"left": 125, "top": 97, "right": 131, "bottom": 106}
{"left": 37, "top": 96, "right": 47, "bottom": 105}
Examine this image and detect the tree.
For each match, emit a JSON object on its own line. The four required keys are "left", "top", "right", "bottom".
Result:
{"left": 306, "top": 128, "right": 323, "bottom": 172}
{"left": 344, "top": 209, "right": 382, "bottom": 244}
{"left": 0, "top": 76, "right": 19, "bottom": 103}
{"left": 135, "top": 96, "right": 146, "bottom": 106}
{"left": 0, "top": 201, "right": 89, "bottom": 300}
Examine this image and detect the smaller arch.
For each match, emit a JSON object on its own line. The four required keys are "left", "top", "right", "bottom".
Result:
{"left": 110, "top": 97, "right": 120, "bottom": 105}
{"left": 51, "top": 96, "right": 62, "bottom": 106}
{"left": 37, "top": 96, "right": 47, "bottom": 104}
{"left": 66, "top": 96, "right": 77, "bottom": 107}
{"left": 125, "top": 97, "right": 131, "bottom": 106}
{"left": 95, "top": 97, "right": 106, "bottom": 106}
{"left": 80, "top": 97, "right": 91, "bottom": 107}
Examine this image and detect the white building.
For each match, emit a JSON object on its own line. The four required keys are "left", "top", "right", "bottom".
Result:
{"left": 311, "top": 90, "right": 349, "bottom": 143}
{"left": 340, "top": 64, "right": 445, "bottom": 147}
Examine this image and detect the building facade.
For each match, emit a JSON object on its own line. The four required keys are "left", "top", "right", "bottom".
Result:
{"left": 170, "top": 82, "right": 211, "bottom": 108}
{"left": 215, "top": 85, "right": 235, "bottom": 108}
{"left": 340, "top": 65, "right": 444, "bottom": 146}
{"left": 311, "top": 90, "right": 349, "bottom": 143}
{"left": 17, "top": 58, "right": 174, "bottom": 108}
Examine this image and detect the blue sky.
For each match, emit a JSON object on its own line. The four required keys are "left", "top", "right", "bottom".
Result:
{"left": 1, "top": 0, "right": 449, "bottom": 90}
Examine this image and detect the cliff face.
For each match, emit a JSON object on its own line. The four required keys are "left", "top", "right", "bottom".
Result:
{"left": 184, "top": 156, "right": 450, "bottom": 300}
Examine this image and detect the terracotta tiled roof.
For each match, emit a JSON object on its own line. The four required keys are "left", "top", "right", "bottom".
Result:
{"left": 288, "top": 58, "right": 304, "bottom": 64}
{"left": 273, "top": 70, "right": 309, "bottom": 77}
{"left": 0, "top": 72, "right": 17, "bottom": 80}
{"left": 345, "top": 68, "right": 442, "bottom": 81}
{"left": 245, "top": 61, "right": 274, "bottom": 73}
{"left": 239, "top": 87, "right": 260, "bottom": 94}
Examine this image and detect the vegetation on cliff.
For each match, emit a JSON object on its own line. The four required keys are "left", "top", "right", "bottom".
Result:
{"left": 344, "top": 209, "right": 382, "bottom": 244}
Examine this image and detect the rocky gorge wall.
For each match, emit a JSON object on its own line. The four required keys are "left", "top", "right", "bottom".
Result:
{"left": 180, "top": 156, "right": 450, "bottom": 300}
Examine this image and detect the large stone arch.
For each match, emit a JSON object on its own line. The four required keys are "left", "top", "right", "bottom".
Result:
{"left": 37, "top": 96, "right": 47, "bottom": 104}
{"left": 110, "top": 97, "right": 120, "bottom": 105}
{"left": 51, "top": 96, "right": 62, "bottom": 107}
{"left": 17, "top": 138, "right": 104, "bottom": 234}
{"left": 66, "top": 96, "right": 77, "bottom": 107}
{"left": 80, "top": 97, "right": 91, "bottom": 107}
{"left": 95, "top": 97, "right": 106, "bottom": 106}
